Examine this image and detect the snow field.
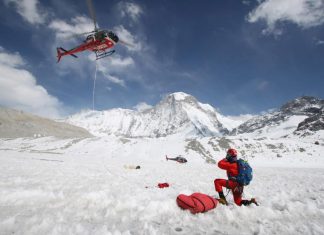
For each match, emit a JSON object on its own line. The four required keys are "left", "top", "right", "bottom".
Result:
{"left": 1, "top": 148, "right": 324, "bottom": 235}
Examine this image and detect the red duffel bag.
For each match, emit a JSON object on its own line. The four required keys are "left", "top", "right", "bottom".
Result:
{"left": 176, "top": 192, "right": 218, "bottom": 214}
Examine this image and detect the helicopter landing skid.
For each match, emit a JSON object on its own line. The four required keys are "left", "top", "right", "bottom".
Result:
{"left": 95, "top": 50, "right": 115, "bottom": 60}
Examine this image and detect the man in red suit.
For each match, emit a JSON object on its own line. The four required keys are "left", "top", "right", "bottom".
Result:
{"left": 214, "top": 148, "right": 258, "bottom": 206}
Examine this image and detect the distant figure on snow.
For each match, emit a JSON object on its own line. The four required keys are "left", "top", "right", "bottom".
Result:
{"left": 166, "top": 155, "right": 187, "bottom": 163}
{"left": 124, "top": 165, "right": 141, "bottom": 170}
{"left": 214, "top": 148, "right": 258, "bottom": 206}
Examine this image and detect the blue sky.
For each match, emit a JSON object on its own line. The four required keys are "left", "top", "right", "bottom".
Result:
{"left": 0, "top": 0, "right": 323, "bottom": 117}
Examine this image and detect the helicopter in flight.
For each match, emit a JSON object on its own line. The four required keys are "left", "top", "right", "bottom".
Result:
{"left": 57, "top": 0, "right": 130, "bottom": 62}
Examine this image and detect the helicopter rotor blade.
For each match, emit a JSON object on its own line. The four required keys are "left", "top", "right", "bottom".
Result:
{"left": 86, "top": 0, "right": 98, "bottom": 31}
{"left": 119, "top": 39, "right": 135, "bottom": 48}
{"left": 63, "top": 31, "right": 95, "bottom": 39}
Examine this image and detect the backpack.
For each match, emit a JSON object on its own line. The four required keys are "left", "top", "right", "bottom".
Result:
{"left": 235, "top": 159, "right": 253, "bottom": 186}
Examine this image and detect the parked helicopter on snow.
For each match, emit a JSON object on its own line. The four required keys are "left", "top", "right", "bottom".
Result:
{"left": 56, "top": 0, "right": 131, "bottom": 62}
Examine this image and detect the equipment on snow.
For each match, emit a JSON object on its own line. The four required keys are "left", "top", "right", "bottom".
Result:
{"left": 166, "top": 155, "right": 187, "bottom": 163}
{"left": 145, "top": 182, "right": 170, "bottom": 189}
{"left": 123, "top": 165, "right": 141, "bottom": 170}
{"left": 158, "top": 183, "right": 169, "bottom": 188}
{"left": 230, "top": 159, "right": 253, "bottom": 186}
{"left": 176, "top": 193, "right": 218, "bottom": 214}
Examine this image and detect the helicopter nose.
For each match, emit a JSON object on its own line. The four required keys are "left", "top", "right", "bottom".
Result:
{"left": 114, "top": 35, "right": 119, "bottom": 43}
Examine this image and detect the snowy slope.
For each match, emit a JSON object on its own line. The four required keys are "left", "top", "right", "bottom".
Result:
{"left": 1, "top": 133, "right": 323, "bottom": 167}
{"left": 217, "top": 113, "right": 255, "bottom": 132}
{"left": 66, "top": 92, "right": 228, "bottom": 137}
{"left": 0, "top": 136, "right": 324, "bottom": 234}
{"left": 0, "top": 107, "right": 92, "bottom": 138}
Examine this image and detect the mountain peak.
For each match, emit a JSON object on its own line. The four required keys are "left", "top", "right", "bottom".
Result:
{"left": 167, "top": 92, "right": 192, "bottom": 101}
{"left": 160, "top": 92, "right": 198, "bottom": 107}
{"left": 67, "top": 92, "right": 227, "bottom": 137}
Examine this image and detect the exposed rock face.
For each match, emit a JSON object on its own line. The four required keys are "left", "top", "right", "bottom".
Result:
{"left": 231, "top": 96, "right": 324, "bottom": 136}
{"left": 296, "top": 107, "right": 324, "bottom": 133}
{"left": 0, "top": 107, "right": 92, "bottom": 138}
{"left": 280, "top": 96, "right": 324, "bottom": 115}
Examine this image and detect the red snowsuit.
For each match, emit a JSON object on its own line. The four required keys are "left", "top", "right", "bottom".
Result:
{"left": 214, "top": 158, "right": 244, "bottom": 206}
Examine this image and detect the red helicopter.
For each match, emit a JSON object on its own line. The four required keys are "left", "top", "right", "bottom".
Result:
{"left": 57, "top": 0, "right": 129, "bottom": 62}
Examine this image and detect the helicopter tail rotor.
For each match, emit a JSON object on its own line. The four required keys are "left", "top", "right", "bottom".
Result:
{"left": 57, "top": 48, "right": 63, "bottom": 63}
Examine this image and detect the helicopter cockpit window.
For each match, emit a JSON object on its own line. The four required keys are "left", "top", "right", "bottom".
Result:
{"left": 86, "top": 35, "right": 94, "bottom": 41}
{"left": 95, "top": 31, "right": 106, "bottom": 41}
{"left": 108, "top": 31, "right": 119, "bottom": 43}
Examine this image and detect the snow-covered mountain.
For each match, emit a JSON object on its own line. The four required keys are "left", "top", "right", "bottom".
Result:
{"left": 66, "top": 93, "right": 323, "bottom": 139}
{"left": 66, "top": 92, "right": 229, "bottom": 137}
{"left": 231, "top": 96, "right": 324, "bottom": 138}
{"left": 3, "top": 92, "right": 320, "bottom": 140}
{"left": 0, "top": 107, "right": 92, "bottom": 138}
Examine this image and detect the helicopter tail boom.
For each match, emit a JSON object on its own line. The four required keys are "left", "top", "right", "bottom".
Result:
{"left": 57, "top": 47, "right": 78, "bottom": 63}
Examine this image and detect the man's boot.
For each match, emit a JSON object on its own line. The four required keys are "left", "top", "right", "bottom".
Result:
{"left": 218, "top": 191, "right": 228, "bottom": 205}
{"left": 250, "top": 198, "right": 259, "bottom": 206}
{"left": 241, "top": 198, "right": 259, "bottom": 206}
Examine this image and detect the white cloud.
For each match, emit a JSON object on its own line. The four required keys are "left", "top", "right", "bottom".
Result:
{"left": 49, "top": 16, "right": 95, "bottom": 39}
{"left": 248, "top": 0, "right": 324, "bottom": 34}
{"left": 317, "top": 39, "right": 324, "bottom": 45}
{"left": 114, "top": 25, "right": 142, "bottom": 51}
{"left": 242, "top": 0, "right": 252, "bottom": 5}
{"left": 94, "top": 54, "right": 135, "bottom": 87}
{"left": 108, "top": 56, "right": 134, "bottom": 67}
{"left": 0, "top": 50, "right": 25, "bottom": 67}
{"left": 5, "top": 0, "right": 46, "bottom": 24}
{"left": 133, "top": 102, "right": 152, "bottom": 112}
{"left": 0, "top": 48, "right": 63, "bottom": 118}
{"left": 256, "top": 80, "right": 269, "bottom": 91}
{"left": 103, "top": 74, "right": 125, "bottom": 86}
{"left": 119, "top": 2, "right": 143, "bottom": 21}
